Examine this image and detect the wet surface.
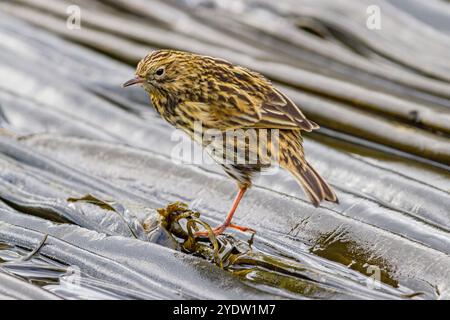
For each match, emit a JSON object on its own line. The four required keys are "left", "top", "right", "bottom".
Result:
{"left": 0, "top": 0, "right": 449, "bottom": 300}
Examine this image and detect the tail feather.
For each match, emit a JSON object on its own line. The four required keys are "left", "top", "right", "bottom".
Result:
{"left": 287, "top": 161, "right": 338, "bottom": 207}
{"left": 308, "top": 163, "right": 338, "bottom": 203}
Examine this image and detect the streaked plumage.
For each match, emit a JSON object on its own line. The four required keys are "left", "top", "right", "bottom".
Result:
{"left": 123, "top": 50, "right": 338, "bottom": 235}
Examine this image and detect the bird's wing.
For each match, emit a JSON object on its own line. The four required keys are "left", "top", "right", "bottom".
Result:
{"left": 256, "top": 88, "right": 319, "bottom": 132}
{"left": 182, "top": 86, "right": 318, "bottom": 131}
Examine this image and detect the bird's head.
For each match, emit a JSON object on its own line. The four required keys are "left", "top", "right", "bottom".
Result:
{"left": 122, "top": 50, "right": 201, "bottom": 97}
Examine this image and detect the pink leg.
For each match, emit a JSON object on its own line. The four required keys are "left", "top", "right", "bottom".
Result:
{"left": 195, "top": 187, "right": 255, "bottom": 237}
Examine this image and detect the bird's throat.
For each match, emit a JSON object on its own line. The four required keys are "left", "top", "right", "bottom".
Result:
{"left": 150, "top": 91, "right": 179, "bottom": 126}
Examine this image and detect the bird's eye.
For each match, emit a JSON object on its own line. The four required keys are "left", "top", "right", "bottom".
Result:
{"left": 155, "top": 67, "right": 165, "bottom": 77}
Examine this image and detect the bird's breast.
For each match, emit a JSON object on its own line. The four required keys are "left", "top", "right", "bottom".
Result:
{"left": 150, "top": 92, "right": 181, "bottom": 125}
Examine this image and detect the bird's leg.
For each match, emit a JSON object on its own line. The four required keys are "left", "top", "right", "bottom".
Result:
{"left": 195, "top": 187, "right": 255, "bottom": 237}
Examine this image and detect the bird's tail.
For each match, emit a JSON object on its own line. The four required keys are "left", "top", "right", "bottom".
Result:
{"left": 286, "top": 161, "right": 338, "bottom": 207}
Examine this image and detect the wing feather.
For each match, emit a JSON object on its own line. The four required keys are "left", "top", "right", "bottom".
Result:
{"left": 179, "top": 65, "right": 318, "bottom": 131}
{"left": 256, "top": 88, "right": 319, "bottom": 131}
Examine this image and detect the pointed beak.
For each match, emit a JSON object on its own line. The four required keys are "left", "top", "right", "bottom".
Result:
{"left": 122, "top": 76, "right": 144, "bottom": 88}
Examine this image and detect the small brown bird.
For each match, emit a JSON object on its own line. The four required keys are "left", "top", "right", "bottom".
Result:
{"left": 123, "top": 50, "right": 338, "bottom": 236}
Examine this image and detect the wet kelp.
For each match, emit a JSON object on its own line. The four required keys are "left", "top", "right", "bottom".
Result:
{"left": 0, "top": 132, "right": 448, "bottom": 299}
{"left": 0, "top": 0, "right": 449, "bottom": 300}
{"left": 0, "top": 196, "right": 413, "bottom": 300}
{"left": 146, "top": 202, "right": 405, "bottom": 299}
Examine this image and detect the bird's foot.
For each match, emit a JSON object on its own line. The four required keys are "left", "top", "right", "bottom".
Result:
{"left": 195, "top": 223, "right": 255, "bottom": 237}
{"left": 229, "top": 223, "right": 255, "bottom": 233}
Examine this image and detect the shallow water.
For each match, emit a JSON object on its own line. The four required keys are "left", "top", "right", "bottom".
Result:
{"left": 0, "top": 0, "right": 449, "bottom": 300}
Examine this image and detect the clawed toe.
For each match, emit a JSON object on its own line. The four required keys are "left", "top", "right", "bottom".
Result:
{"left": 229, "top": 223, "right": 255, "bottom": 233}
{"left": 194, "top": 187, "right": 255, "bottom": 238}
{"left": 194, "top": 223, "right": 255, "bottom": 237}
